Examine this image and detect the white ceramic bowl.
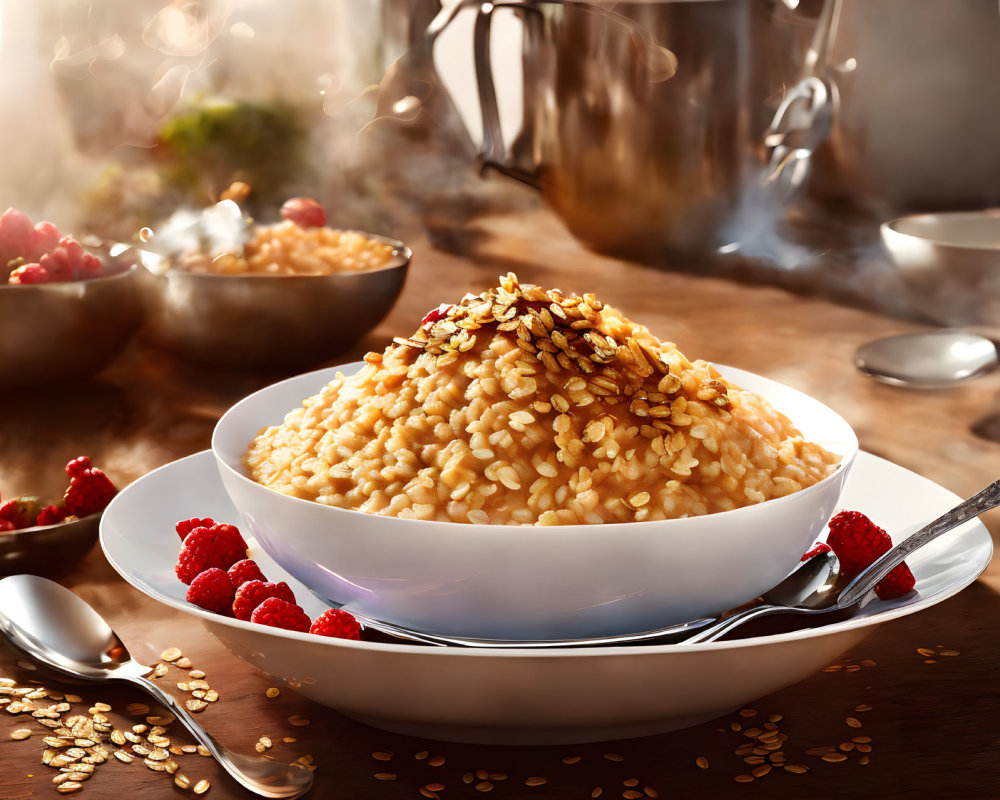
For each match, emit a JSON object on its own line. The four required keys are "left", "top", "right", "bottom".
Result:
{"left": 211, "top": 363, "right": 858, "bottom": 641}
{"left": 881, "top": 210, "right": 1000, "bottom": 330}
{"left": 100, "top": 450, "right": 991, "bottom": 745}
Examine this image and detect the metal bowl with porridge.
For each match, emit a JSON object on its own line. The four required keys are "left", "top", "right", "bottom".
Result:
{"left": 245, "top": 273, "right": 841, "bottom": 525}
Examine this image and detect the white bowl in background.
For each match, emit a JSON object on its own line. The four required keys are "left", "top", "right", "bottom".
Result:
{"left": 100, "top": 450, "right": 990, "bottom": 745}
{"left": 211, "top": 363, "right": 858, "bottom": 641}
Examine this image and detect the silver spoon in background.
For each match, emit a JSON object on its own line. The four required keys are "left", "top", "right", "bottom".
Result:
{"left": 0, "top": 576, "right": 313, "bottom": 800}
{"left": 854, "top": 330, "right": 999, "bottom": 388}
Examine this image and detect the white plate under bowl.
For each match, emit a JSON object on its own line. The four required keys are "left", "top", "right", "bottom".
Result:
{"left": 210, "top": 363, "right": 857, "bottom": 641}
{"left": 100, "top": 450, "right": 990, "bottom": 745}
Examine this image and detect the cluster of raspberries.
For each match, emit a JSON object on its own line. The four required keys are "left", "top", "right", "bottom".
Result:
{"left": 0, "top": 207, "right": 103, "bottom": 284}
{"left": 0, "top": 456, "right": 117, "bottom": 531}
{"left": 805, "top": 510, "right": 915, "bottom": 600}
{"left": 174, "top": 517, "right": 360, "bottom": 640}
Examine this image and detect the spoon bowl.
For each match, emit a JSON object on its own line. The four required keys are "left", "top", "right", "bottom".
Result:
{"left": 854, "top": 330, "right": 999, "bottom": 388}
{"left": 0, "top": 575, "right": 313, "bottom": 799}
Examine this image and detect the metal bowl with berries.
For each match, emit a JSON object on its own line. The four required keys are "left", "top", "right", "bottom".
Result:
{"left": 0, "top": 457, "right": 118, "bottom": 575}
{"left": 137, "top": 195, "right": 410, "bottom": 373}
{"left": 0, "top": 208, "right": 142, "bottom": 389}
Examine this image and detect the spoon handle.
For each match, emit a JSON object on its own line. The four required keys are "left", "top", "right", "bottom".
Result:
{"left": 679, "top": 602, "right": 822, "bottom": 645}
{"left": 118, "top": 671, "right": 313, "bottom": 799}
{"left": 836, "top": 477, "right": 1000, "bottom": 608}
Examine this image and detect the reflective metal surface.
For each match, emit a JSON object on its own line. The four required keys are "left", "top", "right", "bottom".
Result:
{"left": 685, "top": 477, "right": 1000, "bottom": 643}
{"left": 881, "top": 211, "right": 1000, "bottom": 333}
{"left": 341, "top": 550, "right": 840, "bottom": 648}
{"left": 379, "top": 0, "right": 816, "bottom": 259}
{"left": 0, "top": 574, "right": 314, "bottom": 799}
{"left": 855, "top": 330, "right": 999, "bottom": 388}
{"left": 0, "top": 267, "right": 142, "bottom": 389}
{"left": 138, "top": 234, "right": 410, "bottom": 373}
{"left": 804, "top": 0, "right": 1000, "bottom": 215}
{"left": 0, "top": 513, "right": 101, "bottom": 577}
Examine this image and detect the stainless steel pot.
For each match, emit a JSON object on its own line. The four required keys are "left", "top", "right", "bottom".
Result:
{"left": 378, "top": 0, "right": 821, "bottom": 259}
{"left": 801, "top": 0, "right": 1000, "bottom": 215}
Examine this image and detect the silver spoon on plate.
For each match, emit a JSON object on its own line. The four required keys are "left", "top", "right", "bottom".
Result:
{"left": 351, "top": 477, "right": 1000, "bottom": 648}
{"left": 0, "top": 575, "right": 314, "bottom": 799}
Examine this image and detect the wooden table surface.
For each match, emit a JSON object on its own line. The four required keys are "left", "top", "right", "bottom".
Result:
{"left": 2, "top": 207, "right": 999, "bottom": 800}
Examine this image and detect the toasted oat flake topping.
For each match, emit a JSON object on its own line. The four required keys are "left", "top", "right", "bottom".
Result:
{"left": 247, "top": 274, "right": 840, "bottom": 525}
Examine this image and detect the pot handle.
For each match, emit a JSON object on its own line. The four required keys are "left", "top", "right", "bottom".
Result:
{"left": 762, "top": 75, "right": 836, "bottom": 204}
{"left": 761, "top": 0, "right": 840, "bottom": 204}
{"left": 472, "top": 1, "right": 543, "bottom": 187}
{"left": 472, "top": 1, "right": 678, "bottom": 188}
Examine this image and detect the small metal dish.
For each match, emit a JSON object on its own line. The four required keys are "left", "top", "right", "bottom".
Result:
{"left": 0, "top": 265, "right": 143, "bottom": 389}
{"left": 138, "top": 233, "right": 411, "bottom": 372}
{"left": 881, "top": 210, "right": 1000, "bottom": 332}
{"left": 0, "top": 512, "right": 102, "bottom": 576}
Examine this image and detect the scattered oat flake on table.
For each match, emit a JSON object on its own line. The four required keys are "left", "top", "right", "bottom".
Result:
{"left": 159, "top": 648, "right": 183, "bottom": 662}
{"left": 940, "top": 649, "right": 960, "bottom": 656}
{"left": 525, "top": 776, "right": 547, "bottom": 786}
{"left": 287, "top": 714, "right": 310, "bottom": 727}
{"left": 11, "top": 728, "right": 32, "bottom": 740}
{"left": 265, "top": 687, "right": 281, "bottom": 698}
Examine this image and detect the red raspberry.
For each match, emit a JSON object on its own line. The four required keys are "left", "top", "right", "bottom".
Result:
{"left": 0, "top": 519, "right": 15, "bottom": 532}
{"left": 8, "top": 263, "right": 50, "bottom": 284}
{"left": 186, "top": 568, "right": 235, "bottom": 615}
{"left": 309, "top": 609, "right": 361, "bottom": 640}
{"left": 874, "top": 564, "right": 916, "bottom": 600}
{"left": 36, "top": 502, "right": 68, "bottom": 526}
{"left": 280, "top": 197, "right": 326, "bottom": 229}
{"left": 65, "top": 456, "right": 92, "bottom": 479}
{"left": 420, "top": 303, "right": 454, "bottom": 328}
{"left": 800, "top": 541, "right": 832, "bottom": 562}
{"left": 176, "top": 517, "right": 217, "bottom": 541}
{"left": 0, "top": 496, "right": 43, "bottom": 529}
{"left": 826, "top": 510, "right": 915, "bottom": 600}
{"left": 228, "top": 559, "right": 267, "bottom": 588}
{"left": 232, "top": 580, "right": 296, "bottom": 621}
{"left": 175, "top": 525, "right": 249, "bottom": 584}
{"left": 63, "top": 467, "right": 117, "bottom": 518}
{"left": 250, "top": 597, "right": 311, "bottom": 633}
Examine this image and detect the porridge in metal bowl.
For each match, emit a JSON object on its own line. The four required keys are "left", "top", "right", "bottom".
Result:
{"left": 245, "top": 274, "right": 840, "bottom": 525}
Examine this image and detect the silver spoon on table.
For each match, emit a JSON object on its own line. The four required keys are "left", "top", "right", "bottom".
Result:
{"left": 0, "top": 575, "right": 314, "bottom": 799}
{"left": 854, "top": 330, "right": 998, "bottom": 388}
{"left": 351, "top": 477, "right": 1000, "bottom": 648}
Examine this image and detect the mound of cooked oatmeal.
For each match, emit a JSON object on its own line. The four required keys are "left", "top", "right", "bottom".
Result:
{"left": 245, "top": 274, "right": 840, "bottom": 525}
